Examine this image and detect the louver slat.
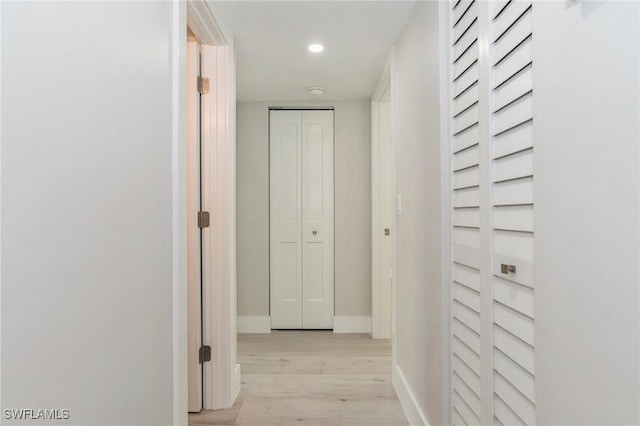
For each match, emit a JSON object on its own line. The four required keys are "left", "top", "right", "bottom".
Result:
{"left": 454, "top": 187, "right": 480, "bottom": 210}
{"left": 455, "top": 391, "right": 482, "bottom": 425}
{"left": 494, "top": 394, "right": 526, "bottom": 426}
{"left": 494, "top": 373, "right": 535, "bottom": 425}
{"left": 493, "top": 120, "right": 532, "bottom": 159}
{"left": 455, "top": 374, "right": 482, "bottom": 419}
{"left": 494, "top": 349, "right": 535, "bottom": 403}
{"left": 455, "top": 355, "right": 482, "bottom": 397}
{"left": 453, "top": 2, "right": 478, "bottom": 40}
{"left": 494, "top": 326, "right": 535, "bottom": 375}
{"left": 453, "top": 0, "right": 475, "bottom": 27}
{"left": 454, "top": 208, "right": 481, "bottom": 229}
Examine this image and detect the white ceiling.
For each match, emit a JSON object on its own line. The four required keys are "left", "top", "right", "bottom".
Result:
{"left": 209, "top": 1, "right": 416, "bottom": 102}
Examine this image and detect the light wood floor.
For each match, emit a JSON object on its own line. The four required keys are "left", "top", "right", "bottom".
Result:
{"left": 189, "top": 331, "right": 408, "bottom": 426}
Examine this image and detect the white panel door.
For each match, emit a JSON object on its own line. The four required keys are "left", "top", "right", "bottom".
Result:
{"left": 270, "top": 110, "right": 303, "bottom": 329}
{"left": 270, "top": 110, "right": 334, "bottom": 329}
{"left": 301, "top": 110, "right": 334, "bottom": 329}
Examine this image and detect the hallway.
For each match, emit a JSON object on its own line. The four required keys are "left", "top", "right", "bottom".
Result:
{"left": 189, "top": 332, "right": 408, "bottom": 426}
{"left": 2, "top": 1, "right": 640, "bottom": 425}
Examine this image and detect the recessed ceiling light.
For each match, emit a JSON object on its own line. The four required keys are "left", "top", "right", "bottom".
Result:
{"left": 308, "top": 44, "right": 324, "bottom": 53}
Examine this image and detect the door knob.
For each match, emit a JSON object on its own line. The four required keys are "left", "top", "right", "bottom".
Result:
{"left": 312, "top": 230, "right": 318, "bottom": 235}
{"left": 384, "top": 228, "right": 390, "bottom": 236}
{"left": 500, "top": 264, "right": 516, "bottom": 274}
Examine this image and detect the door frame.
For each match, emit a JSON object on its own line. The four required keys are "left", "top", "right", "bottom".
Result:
{"left": 172, "top": 1, "right": 240, "bottom": 423}
{"left": 371, "top": 52, "right": 396, "bottom": 341}
{"left": 438, "top": 1, "right": 453, "bottom": 424}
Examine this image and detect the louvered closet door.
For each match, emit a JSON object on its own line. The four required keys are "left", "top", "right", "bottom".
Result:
{"left": 449, "top": 1, "right": 535, "bottom": 425}
{"left": 490, "top": 2, "right": 535, "bottom": 425}
{"left": 450, "top": 1, "right": 483, "bottom": 425}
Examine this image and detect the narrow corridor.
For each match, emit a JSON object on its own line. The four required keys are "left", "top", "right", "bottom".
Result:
{"left": 189, "top": 332, "right": 408, "bottom": 425}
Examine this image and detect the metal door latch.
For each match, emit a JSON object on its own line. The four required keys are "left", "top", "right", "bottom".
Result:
{"left": 500, "top": 264, "right": 516, "bottom": 274}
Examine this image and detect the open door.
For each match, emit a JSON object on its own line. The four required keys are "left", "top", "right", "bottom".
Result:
{"left": 372, "top": 76, "right": 394, "bottom": 340}
{"left": 183, "top": 2, "right": 240, "bottom": 416}
{"left": 187, "top": 37, "right": 207, "bottom": 413}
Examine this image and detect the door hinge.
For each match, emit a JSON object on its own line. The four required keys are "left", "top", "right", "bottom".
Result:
{"left": 199, "top": 345, "right": 212, "bottom": 364}
{"left": 197, "top": 76, "right": 209, "bottom": 94}
{"left": 198, "top": 211, "right": 210, "bottom": 228}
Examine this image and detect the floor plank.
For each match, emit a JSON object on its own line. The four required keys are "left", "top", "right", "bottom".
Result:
{"left": 189, "top": 331, "right": 408, "bottom": 426}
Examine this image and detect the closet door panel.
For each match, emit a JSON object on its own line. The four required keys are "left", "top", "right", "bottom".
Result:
{"left": 451, "top": 1, "right": 483, "bottom": 423}
{"left": 301, "top": 110, "right": 334, "bottom": 329}
{"left": 490, "top": 2, "right": 536, "bottom": 424}
{"left": 270, "top": 111, "right": 303, "bottom": 329}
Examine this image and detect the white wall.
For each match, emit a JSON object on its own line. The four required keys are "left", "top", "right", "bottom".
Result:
{"left": 236, "top": 102, "right": 270, "bottom": 316}
{"left": 393, "top": 2, "right": 444, "bottom": 425}
{"left": 236, "top": 100, "right": 371, "bottom": 320}
{"left": 533, "top": 2, "right": 640, "bottom": 424}
{"left": 2, "top": 2, "right": 177, "bottom": 424}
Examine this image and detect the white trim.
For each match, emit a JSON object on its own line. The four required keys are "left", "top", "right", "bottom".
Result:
{"left": 372, "top": 55, "right": 392, "bottom": 101}
{"left": 0, "top": 0, "right": 4, "bottom": 416}
{"left": 388, "top": 46, "right": 400, "bottom": 384}
{"left": 171, "top": 1, "right": 188, "bottom": 424}
{"left": 231, "top": 363, "right": 241, "bottom": 404}
{"left": 371, "top": 101, "right": 382, "bottom": 338}
{"left": 438, "top": 2, "right": 453, "bottom": 425}
{"left": 238, "top": 316, "right": 272, "bottom": 333}
{"left": 227, "top": 38, "right": 240, "bottom": 406}
{"left": 187, "top": 0, "right": 226, "bottom": 46}
{"left": 332, "top": 316, "right": 372, "bottom": 333}
{"left": 393, "top": 364, "right": 430, "bottom": 426}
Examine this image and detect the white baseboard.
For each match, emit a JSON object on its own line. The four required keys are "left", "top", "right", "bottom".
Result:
{"left": 231, "top": 363, "right": 241, "bottom": 403}
{"left": 237, "top": 316, "right": 271, "bottom": 333}
{"left": 393, "top": 364, "right": 430, "bottom": 426}
{"left": 332, "top": 316, "right": 372, "bottom": 333}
